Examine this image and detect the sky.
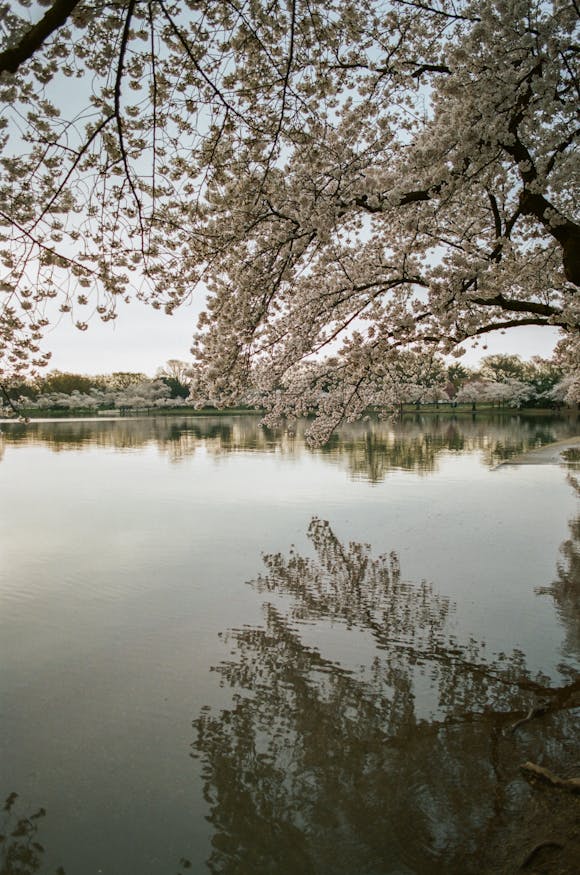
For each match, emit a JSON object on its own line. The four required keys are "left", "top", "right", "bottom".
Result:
{"left": 43, "top": 293, "right": 561, "bottom": 377}
{"left": 45, "top": 295, "right": 204, "bottom": 376}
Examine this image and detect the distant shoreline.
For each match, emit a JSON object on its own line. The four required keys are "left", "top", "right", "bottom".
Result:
{"left": 2, "top": 403, "right": 577, "bottom": 422}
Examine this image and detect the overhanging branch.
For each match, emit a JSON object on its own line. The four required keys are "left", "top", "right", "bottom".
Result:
{"left": 0, "top": 0, "right": 82, "bottom": 75}
{"left": 454, "top": 317, "right": 563, "bottom": 343}
{"left": 468, "top": 293, "right": 563, "bottom": 320}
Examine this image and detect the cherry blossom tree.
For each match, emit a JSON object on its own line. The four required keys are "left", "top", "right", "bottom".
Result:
{"left": 483, "top": 377, "right": 535, "bottom": 407}
{"left": 551, "top": 372, "right": 580, "bottom": 405}
{"left": 21, "top": 377, "right": 188, "bottom": 411}
{"left": 455, "top": 380, "right": 490, "bottom": 409}
{"left": 456, "top": 377, "right": 535, "bottom": 408}
{"left": 1, "top": 0, "right": 578, "bottom": 430}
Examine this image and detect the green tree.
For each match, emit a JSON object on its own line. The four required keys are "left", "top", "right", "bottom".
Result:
{"left": 155, "top": 360, "right": 192, "bottom": 399}
{"left": 36, "top": 370, "right": 98, "bottom": 395}
{"left": 526, "top": 356, "right": 564, "bottom": 405}
{"left": 447, "top": 363, "right": 471, "bottom": 388}
{"left": 478, "top": 354, "right": 529, "bottom": 384}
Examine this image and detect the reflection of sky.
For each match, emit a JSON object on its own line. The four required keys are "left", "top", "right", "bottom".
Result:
{"left": 1, "top": 432, "right": 577, "bottom": 675}
{"left": 0, "top": 421, "right": 577, "bottom": 873}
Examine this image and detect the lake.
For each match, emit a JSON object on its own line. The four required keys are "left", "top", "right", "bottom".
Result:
{"left": 1, "top": 412, "right": 579, "bottom": 874}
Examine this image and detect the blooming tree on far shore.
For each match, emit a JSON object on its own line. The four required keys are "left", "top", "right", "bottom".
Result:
{"left": 455, "top": 378, "right": 533, "bottom": 408}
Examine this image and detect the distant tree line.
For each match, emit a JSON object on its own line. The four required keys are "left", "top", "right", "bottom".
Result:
{"left": 0, "top": 360, "right": 194, "bottom": 414}
{"left": 0, "top": 354, "right": 574, "bottom": 419}
{"left": 444, "top": 354, "right": 572, "bottom": 410}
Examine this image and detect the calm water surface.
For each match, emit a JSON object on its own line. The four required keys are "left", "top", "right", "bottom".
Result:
{"left": 0, "top": 413, "right": 579, "bottom": 874}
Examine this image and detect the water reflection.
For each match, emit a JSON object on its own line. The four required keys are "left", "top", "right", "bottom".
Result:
{"left": 0, "top": 794, "right": 64, "bottom": 875}
{"left": 0, "top": 413, "right": 577, "bottom": 478}
{"left": 193, "top": 518, "right": 580, "bottom": 874}
{"left": 0, "top": 793, "right": 195, "bottom": 875}
{"left": 537, "top": 474, "right": 580, "bottom": 660}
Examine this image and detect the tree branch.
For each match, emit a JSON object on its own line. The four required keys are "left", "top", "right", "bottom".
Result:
{"left": 518, "top": 190, "right": 580, "bottom": 286}
{"left": 455, "top": 317, "right": 563, "bottom": 342}
{"left": 411, "top": 62, "right": 452, "bottom": 79}
{"left": 487, "top": 192, "right": 502, "bottom": 239}
{"left": 392, "top": 0, "right": 480, "bottom": 22}
{"left": 113, "top": 0, "right": 144, "bottom": 228}
{"left": 158, "top": 0, "right": 247, "bottom": 125}
{"left": 0, "top": 381, "right": 21, "bottom": 415}
{"left": 500, "top": 128, "right": 580, "bottom": 284}
{"left": 545, "top": 127, "right": 580, "bottom": 177}
{"left": 497, "top": 66, "right": 580, "bottom": 285}
{"left": 0, "top": 0, "right": 82, "bottom": 75}
{"left": 468, "top": 293, "right": 563, "bottom": 320}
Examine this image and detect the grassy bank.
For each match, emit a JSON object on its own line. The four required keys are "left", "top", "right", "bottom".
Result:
{"left": 13, "top": 406, "right": 264, "bottom": 419}
{"left": 399, "top": 403, "right": 575, "bottom": 417}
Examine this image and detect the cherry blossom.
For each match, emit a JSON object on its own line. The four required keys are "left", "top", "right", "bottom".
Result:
{"left": 0, "top": 0, "right": 577, "bottom": 432}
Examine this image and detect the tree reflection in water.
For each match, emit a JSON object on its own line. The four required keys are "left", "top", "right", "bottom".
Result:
{"left": 193, "top": 519, "right": 580, "bottom": 875}
{"left": 0, "top": 793, "right": 195, "bottom": 875}
{"left": 537, "top": 474, "right": 580, "bottom": 661}
{"left": 0, "top": 413, "right": 577, "bottom": 474}
{"left": 0, "top": 794, "right": 64, "bottom": 875}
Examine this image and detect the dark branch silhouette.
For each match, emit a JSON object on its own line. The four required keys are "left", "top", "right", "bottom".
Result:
{"left": 0, "top": 0, "right": 81, "bottom": 75}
